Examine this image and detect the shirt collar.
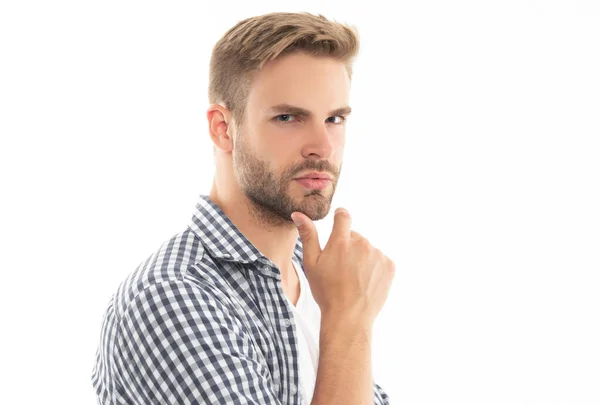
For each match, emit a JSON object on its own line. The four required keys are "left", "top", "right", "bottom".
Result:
{"left": 187, "top": 194, "right": 304, "bottom": 269}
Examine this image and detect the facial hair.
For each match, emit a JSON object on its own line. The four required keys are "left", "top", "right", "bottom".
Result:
{"left": 232, "top": 128, "right": 339, "bottom": 229}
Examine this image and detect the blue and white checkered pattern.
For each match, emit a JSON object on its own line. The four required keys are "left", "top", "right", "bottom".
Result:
{"left": 92, "top": 194, "right": 390, "bottom": 404}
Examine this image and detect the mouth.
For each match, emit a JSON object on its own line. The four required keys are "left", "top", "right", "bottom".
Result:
{"left": 294, "top": 171, "right": 333, "bottom": 181}
{"left": 295, "top": 178, "right": 331, "bottom": 190}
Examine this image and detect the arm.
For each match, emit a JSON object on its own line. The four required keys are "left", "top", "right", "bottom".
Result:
{"left": 113, "top": 280, "right": 282, "bottom": 404}
{"left": 310, "top": 312, "right": 390, "bottom": 405}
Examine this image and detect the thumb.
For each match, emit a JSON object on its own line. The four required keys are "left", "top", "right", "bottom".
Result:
{"left": 291, "top": 211, "right": 321, "bottom": 267}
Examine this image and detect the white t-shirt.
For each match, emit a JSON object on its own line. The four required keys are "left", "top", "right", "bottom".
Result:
{"left": 284, "top": 259, "right": 321, "bottom": 405}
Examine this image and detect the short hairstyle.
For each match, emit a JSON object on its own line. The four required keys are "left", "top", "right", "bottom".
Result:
{"left": 208, "top": 11, "right": 360, "bottom": 128}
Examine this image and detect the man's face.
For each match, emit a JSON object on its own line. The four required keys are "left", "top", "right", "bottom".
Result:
{"left": 232, "top": 51, "right": 350, "bottom": 225}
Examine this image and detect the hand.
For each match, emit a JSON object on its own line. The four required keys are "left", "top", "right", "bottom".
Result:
{"left": 291, "top": 208, "right": 395, "bottom": 327}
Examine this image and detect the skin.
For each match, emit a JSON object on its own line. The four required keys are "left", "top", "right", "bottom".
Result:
{"left": 207, "top": 51, "right": 351, "bottom": 303}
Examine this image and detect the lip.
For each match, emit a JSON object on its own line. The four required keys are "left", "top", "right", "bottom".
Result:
{"left": 294, "top": 172, "right": 333, "bottom": 180}
{"left": 295, "top": 178, "right": 331, "bottom": 190}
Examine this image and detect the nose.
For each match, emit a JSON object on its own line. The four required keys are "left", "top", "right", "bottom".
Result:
{"left": 302, "top": 122, "right": 334, "bottom": 160}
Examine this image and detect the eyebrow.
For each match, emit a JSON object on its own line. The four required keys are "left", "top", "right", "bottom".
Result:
{"left": 267, "top": 103, "right": 352, "bottom": 118}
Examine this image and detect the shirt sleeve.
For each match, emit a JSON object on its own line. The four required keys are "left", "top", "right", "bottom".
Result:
{"left": 113, "top": 279, "right": 283, "bottom": 405}
{"left": 374, "top": 381, "right": 391, "bottom": 404}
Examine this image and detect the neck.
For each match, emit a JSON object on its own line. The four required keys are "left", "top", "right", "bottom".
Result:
{"left": 209, "top": 183, "right": 300, "bottom": 279}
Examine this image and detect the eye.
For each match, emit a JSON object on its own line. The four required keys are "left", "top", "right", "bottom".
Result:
{"left": 327, "top": 116, "right": 347, "bottom": 124}
{"left": 275, "top": 114, "right": 298, "bottom": 124}
{"left": 274, "top": 114, "right": 347, "bottom": 125}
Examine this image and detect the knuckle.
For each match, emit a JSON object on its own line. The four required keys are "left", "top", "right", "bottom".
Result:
{"left": 351, "top": 232, "right": 369, "bottom": 246}
{"left": 358, "top": 237, "right": 371, "bottom": 249}
{"left": 336, "top": 237, "right": 350, "bottom": 249}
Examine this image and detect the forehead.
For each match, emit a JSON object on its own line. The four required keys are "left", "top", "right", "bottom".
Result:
{"left": 246, "top": 52, "right": 350, "bottom": 114}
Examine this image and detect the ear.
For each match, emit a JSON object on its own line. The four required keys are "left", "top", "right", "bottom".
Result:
{"left": 207, "top": 103, "right": 234, "bottom": 153}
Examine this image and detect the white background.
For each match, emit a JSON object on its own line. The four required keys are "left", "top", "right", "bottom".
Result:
{"left": 1, "top": 1, "right": 599, "bottom": 404}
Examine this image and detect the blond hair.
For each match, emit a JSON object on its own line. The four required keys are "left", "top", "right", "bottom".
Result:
{"left": 208, "top": 11, "right": 360, "bottom": 128}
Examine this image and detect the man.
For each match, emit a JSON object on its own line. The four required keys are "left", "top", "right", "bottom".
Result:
{"left": 92, "top": 11, "right": 395, "bottom": 405}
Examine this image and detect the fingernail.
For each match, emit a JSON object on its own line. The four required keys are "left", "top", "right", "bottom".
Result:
{"left": 291, "top": 214, "right": 301, "bottom": 227}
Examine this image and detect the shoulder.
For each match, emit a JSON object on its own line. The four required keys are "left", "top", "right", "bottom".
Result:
{"left": 110, "top": 227, "right": 213, "bottom": 320}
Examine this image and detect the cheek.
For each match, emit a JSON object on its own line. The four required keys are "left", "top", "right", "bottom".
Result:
{"left": 262, "top": 123, "right": 345, "bottom": 164}
{"left": 262, "top": 125, "right": 303, "bottom": 154}
{"left": 331, "top": 128, "right": 346, "bottom": 154}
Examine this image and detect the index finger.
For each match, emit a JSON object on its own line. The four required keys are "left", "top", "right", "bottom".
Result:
{"left": 327, "top": 207, "right": 353, "bottom": 245}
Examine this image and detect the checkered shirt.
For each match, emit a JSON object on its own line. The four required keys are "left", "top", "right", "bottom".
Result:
{"left": 91, "top": 194, "right": 390, "bottom": 404}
